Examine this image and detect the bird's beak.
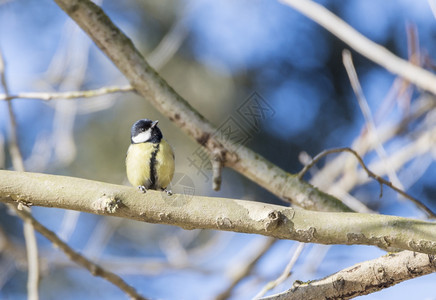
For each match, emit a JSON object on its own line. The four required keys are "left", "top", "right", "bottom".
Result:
{"left": 151, "top": 120, "right": 159, "bottom": 128}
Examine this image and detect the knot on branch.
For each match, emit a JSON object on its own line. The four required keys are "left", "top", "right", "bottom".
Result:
{"left": 332, "top": 275, "right": 345, "bottom": 291}
{"left": 17, "top": 200, "right": 33, "bottom": 210}
{"left": 291, "top": 280, "right": 305, "bottom": 292}
{"left": 216, "top": 216, "right": 233, "bottom": 229}
{"left": 373, "top": 264, "right": 388, "bottom": 282}
{"left": 264, "top": 210, "right": 282, "bottom": 231}
{"left": 10, "top": 194, "right": 33, "bottom": 208}
{"left": 428, "top": 254, "right": 436, "bottom": 267}
{"left": 92, "top": 195, "right": 120, "bottom": 213}
{"left": 296, "top": 227, "right": 317, "bottom": 242}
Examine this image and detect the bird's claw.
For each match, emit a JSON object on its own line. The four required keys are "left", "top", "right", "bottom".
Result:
{"left": 162, "top": 188, "right": 173, "bottom": 196}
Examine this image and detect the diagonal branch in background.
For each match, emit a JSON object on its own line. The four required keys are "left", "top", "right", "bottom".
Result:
{"left": 12, "top": 207, "right": 147, "bottom": 300}
{"left": 261, "top": 250, "right": 436, "bottom": 300}
{"left": 215, "top": 237, "right": 278, "bottom": 300}
{"left": 1, "top": 170, "right": 436, "bottom": 255}
{"left": 255, "top": 242, "right": 306, "bottom": 299}
{"left": 52, "top": 0, "right": 351, "bottom": 213}
{"left": 279, "top": 0, "right": 436, "bottom": 95}
{"left": 342, "top": 49, "right": 404, "bottom": 192}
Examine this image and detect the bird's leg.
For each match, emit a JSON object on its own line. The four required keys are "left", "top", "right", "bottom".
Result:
{"left": 162, "top": 188, "right": 172, "bottom": 196}
{"left": 138, "top": 186, "right": 147, "bottom": 193}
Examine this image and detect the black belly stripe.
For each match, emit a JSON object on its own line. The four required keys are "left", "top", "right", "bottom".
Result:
{"left": 149, "top": 143, "right": 160, "bottom": 189}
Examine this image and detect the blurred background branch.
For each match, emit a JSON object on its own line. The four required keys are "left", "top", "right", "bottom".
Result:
{"left": 280, "top": 0, "right": 436, "bottom": 95}
{"left": 12, "top": 206, "right": 147, "bottom": 300}
{"left": 0, "top": 48, "right": 39, "bottom": 300}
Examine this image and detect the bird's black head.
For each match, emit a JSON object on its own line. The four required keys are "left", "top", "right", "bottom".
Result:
{"left": 130, "top": 119, "right": 163, "bottom": 144}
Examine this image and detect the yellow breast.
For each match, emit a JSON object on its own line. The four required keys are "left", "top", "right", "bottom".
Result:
{"left": 125, "top": 140, "right": 175, "bottom": 190}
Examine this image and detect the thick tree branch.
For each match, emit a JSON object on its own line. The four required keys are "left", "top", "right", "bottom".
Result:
{"left": 279, "top": 0, "right": 436, "bottom": 95}
{"left": 262, "top": 251, "right": 436, "bottom": 300}
{"left": 1, "top": 171, "right": 436, "bottom": 255}
{"left": 51, "top": 0, "right": 350, "bottom": 213}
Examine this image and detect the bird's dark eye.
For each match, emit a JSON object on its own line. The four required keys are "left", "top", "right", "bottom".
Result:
{"left": 141, "top": 128, "right": 146, "bottom": 132}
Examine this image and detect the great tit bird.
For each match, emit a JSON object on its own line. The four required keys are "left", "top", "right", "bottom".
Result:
{"left": 126, "top": 119, "right": 175, "bottom": 194}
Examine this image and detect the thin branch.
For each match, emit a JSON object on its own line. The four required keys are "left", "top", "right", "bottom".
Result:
{"left": 0, "top": 134, "right": 4, "bottom": 169}
{"left": 342, "top": 49, "right": 403, "bottom": 191}
{"left": 1, "top": 170, "right": 436, "bottom": 254}
{"left": 261, "top": 251, "right": 436, "bottom": 300}
{"left": 298, "top": 147, "right": 436, "bottom": 219}
{"left": 310, "top": 95, "right": 436, "bottom": 191}
{"left": 279, "top": 0, "right": 436, "bottom": 95}
{"left": 11, "top": 206, "right": 148, "bottom": 300}
{"left": 52, "top": 0, "right": 352, "bottom": 213}
{"left": 0, "top": 84, "right": 134, "bottom": 101}
{"left": 21, "top": 220, "right": 39, "bottom": 300}
{"left": 428, "top": 0, "right": 436, "bottom": 19}
{"left": 215, "top": 237, "right": 278, "bottom": 300}
{"left": 254, "top": 242, "right": 305, "bottom": 299}
{"left": 343, "top": 126, "right": 436, "bottom": 193}
{"left": 0, "top": 49, "right": 39, "bottom": 300}
{"left": 0, "top": 51, "right": 24, "bottom": 172}
{"left": 146, "top": 6, "right": 188, "bottom": 70}
{"left": 299, "top": 151, "right": 374, "bottom": 214}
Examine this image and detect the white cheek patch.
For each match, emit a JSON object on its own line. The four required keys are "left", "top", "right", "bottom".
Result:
{"left": 132, "top": 130, "right": 152, "bottom": 143}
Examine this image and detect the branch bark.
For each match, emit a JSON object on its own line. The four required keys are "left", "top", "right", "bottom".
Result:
{"left": 262, "top": 251, "right": 436, "bottom": 300}
{"left": 51, "top": 0, "right": 350, "bottom": 213}
{"left": 1, "top": 171, "right": 436, "bottom": 255}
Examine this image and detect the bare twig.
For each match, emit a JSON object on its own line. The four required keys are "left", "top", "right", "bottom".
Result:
{"left": 0, "top": 52, "right": 24, "bottom": 172}
{"left": 428, "top": 0, "right": 436, "bottom": 19}
{"left": 21, "top": 221, "right": 39, "bottom": 300}
{"left": 0, "top": 131, "right": 4, "bottom": 169}
{"left": 254, "top": 242, "right": 305, "bottom": 299}
{"left": 0, "top": 48, "right": 40, "bottom": 300}
{"left": 310, "top": 94, "right": 436, "bottom": 191}
{"left": 146, "top": 5, "right": 188, "bottom": 70}
{"left": 298, "top": 147, "right": 436, "bottom": 219}
{"left": 12, "top": 207, "right": 148, "bottom": 300}
{"left": 343, "top": 49, "right": 403, "bottom": 190}
{"left": 0, "top": 85, "right": 134, "bottom": 101}
{"left": 215, "top": 237, "right": 278, "bottom": 300}
{"left": 279, "top": 0, "right": 436, "bottom": 95}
